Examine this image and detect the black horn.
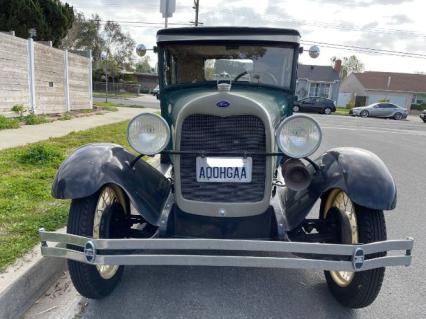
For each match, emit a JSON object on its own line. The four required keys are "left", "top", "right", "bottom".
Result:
{"left": 281, "top": 159, "right": 312, "bottom": 191}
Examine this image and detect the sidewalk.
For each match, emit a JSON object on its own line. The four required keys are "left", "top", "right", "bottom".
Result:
{"left": 0, "top": 107, "right": 152, "bottom": 150}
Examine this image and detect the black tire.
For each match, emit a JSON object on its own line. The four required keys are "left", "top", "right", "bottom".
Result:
{"left": 393, "top": 112, "right": 402, "bottom": 120}
{"left": 360, "top": 110, "right": 369, "bottom": 118}
{"left": 323, "top": 107, "right": 332, "bottom": 115}
{"left": 67, "top": 186, "right": 128, "bottom": 299}
{"left": 323, "top": 203, "right": 387, "bottom": 308}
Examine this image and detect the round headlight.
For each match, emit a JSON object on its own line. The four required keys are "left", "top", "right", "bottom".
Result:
{"left": 276, "top": 115, "right": 322, "bottom": 158}
{"left": 127, "top": 113, "right": 170, "bottom": 155}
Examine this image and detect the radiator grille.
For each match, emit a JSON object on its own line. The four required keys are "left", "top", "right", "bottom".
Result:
{"left": 180, "top": 114, "right": 266, "bottom": 202}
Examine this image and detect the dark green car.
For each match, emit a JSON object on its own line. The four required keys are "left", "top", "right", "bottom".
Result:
{"left": 40, "top": 27, "right": 413, "bottom": 308}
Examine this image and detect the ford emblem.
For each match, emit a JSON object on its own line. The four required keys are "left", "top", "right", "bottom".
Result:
{"left": 216, "top": 100, "right": 230, "bottom": 108}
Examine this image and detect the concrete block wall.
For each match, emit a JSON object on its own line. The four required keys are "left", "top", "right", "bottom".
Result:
{"left": 68, "top": 53, "right": 92, "bottom": 110}
{"left": 34, "top": 43, "right": 67, "bottom": 114}
{"left": 0, "top": 33, "right": 30, "bottom": 116}
{"left": 0, "top": 32, "right": 91, "bottom": 117}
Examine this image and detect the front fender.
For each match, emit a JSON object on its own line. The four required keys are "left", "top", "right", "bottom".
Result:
{"left": 52, "top": 143, "right": 171, "bottom": 226}
{"left": 283, "top": 147, "right": 397, "bottom": 230}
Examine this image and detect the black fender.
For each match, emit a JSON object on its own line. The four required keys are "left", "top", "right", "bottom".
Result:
{"left": 52, "top": 143, "right": 171, "bottom": 226}
{"left": 282, "top": 147, "right": 397, "bottom": 230}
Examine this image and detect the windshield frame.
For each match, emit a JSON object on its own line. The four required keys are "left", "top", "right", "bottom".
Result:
{"left": 158, "top": 40, "right": 299, "bottom": 93}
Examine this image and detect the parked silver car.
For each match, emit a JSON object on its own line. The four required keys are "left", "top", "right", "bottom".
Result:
{"left": 350, "top": 102, "right": 408, "bottom": 120}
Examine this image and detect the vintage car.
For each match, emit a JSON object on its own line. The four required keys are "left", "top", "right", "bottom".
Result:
{"left": 39, "top": 27, "right": 413, "bottom": 309}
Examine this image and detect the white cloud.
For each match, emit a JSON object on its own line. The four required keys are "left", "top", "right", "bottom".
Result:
{"left": 64, "top": 0, "right": 426, "bottom": 73}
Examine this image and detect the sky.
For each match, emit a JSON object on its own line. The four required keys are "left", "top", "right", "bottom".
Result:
{"left": 64, "top": 0, "right": 426, "bottom": 73}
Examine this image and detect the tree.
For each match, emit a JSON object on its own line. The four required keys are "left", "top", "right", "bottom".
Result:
{"left": 61, "top": 13, "right": 104, "bottom": 60}
{"left": 135, "top": 56, "right": 153, "bottom": 73}
{"left": 331, "top": 55, "right": 364, "bottom": 79}
{"left": 62, "top": 13, "right": 136, "bottom": 75}
{"left": 0, "top": 0, "right": 74, "bottom": 47}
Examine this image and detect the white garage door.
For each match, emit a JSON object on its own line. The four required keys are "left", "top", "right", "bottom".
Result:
{"left": 367, "top": 94, "right": 408, "bottom": 108}
{"left": 337, "top": 93, "right": 352, "bottom": 107}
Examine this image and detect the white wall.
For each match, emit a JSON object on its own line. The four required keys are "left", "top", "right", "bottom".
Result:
{"left": 366, "top": 91, "right": 413, "bottom": 109}
{"left": 337, "top": 92, "right": 352, "bottom": 107}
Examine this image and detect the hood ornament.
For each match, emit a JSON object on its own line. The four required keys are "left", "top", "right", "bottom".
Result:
{"left": 217, "top": 72, "right": 232, "bottom": 92}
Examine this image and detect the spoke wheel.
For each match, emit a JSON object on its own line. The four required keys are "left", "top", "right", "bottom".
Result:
{"left": 324, "top": 107, "right": 332, "bottom": 115}
{"left": 67, "top": 185, "right": 129, "bottom": 299}
{"left": 93, "top": 186, "right": 124, "bottom": 279}
{"left": 323, "top": 190, "right": 357, "bottom": 287}
{"left": 320, "top": 189, "right": 387, "bottom": 308}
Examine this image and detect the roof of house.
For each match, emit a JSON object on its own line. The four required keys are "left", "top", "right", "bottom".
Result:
{"left": 297, "top": 64, "right": 340, "bottom": 82}
{"left": 353, "top": 71, "right": 426, "bottom": 93}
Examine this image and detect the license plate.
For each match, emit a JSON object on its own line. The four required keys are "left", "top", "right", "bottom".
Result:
{"left": 196, "top": 157, "right": 252, "bottom": 183}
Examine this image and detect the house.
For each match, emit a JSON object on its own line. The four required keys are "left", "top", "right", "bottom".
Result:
{"left": 296, "top": 60, "right": 341, "bottom": 102}
{"left": 338, "top": 71, "right": 426, "bottom": 109}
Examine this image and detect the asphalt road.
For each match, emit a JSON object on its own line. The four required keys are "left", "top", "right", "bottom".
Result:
{"left": 28, "top": 112, "right": 426, "bottom": 318}
{"left": 94, "top": 94, "right": 161, "bottom": 109}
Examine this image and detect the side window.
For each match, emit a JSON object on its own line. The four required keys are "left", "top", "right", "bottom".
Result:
{"left": 387, "top": 104, "right": 396, "bottom": 108}
{"left": 377, "top": 104, "right": 386, "bottom": 108}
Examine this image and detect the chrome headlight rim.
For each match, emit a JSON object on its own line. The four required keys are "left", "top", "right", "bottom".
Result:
{"left": 126, "top": 112, "right": 171, "bottom": 156}
{"left": 275, "top": 114, "right": 322, "bottom": 159}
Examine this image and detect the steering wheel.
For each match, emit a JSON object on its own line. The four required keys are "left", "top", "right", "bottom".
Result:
{"left": 234, "top": 71, "right": 249, "bottom": 81}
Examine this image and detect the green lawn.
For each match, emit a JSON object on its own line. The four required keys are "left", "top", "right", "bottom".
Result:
{"left": 334, "top": 107, "right": 351, "bottom": 116}
{"left": 0, "top": 121, "right": 134, "bottom": 272}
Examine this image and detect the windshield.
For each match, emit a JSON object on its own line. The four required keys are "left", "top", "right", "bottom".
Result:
{"left": 161, "top": 44, "right": 295, "bottom": 89}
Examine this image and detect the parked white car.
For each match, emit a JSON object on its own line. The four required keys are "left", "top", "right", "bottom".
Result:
{"left": 350, "top": 102, "right": 408, "bottom": 120}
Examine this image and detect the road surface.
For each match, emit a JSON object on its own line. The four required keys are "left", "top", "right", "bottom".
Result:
{"left": 26, "top": 113, "right": 426, "bottom": 319}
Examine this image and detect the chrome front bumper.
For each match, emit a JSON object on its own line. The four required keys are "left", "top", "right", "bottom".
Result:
{"left": 39, "top": 230, "right": 413, "bottom": 272}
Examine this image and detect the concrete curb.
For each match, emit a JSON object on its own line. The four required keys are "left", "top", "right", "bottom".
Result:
{"left": 0, "top": 256, "right": 66, "bottom": 319}
{"left": 0, "top": 157, "right": 160, "bottom": 319}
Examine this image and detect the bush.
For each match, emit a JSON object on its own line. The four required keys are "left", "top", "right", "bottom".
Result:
{"left": 23, "top": 114, "right": 49, "bottom": 125}
{"left": 0, "top": 115, "right": 20, "bottom": 130}
{"left": 411, "top": 103, "right": 426, "bottom": 111}
{"left": 18, "top": 144, "right": 64, "bottom": 166}
{"left": 11, "top": 104, "right": 27, "bottom": 118}
{"left": 378, "top": 98, "right": 390, "bottom": 103}
{"left": 345, "top": 100, "right": 355, "bottom": 109}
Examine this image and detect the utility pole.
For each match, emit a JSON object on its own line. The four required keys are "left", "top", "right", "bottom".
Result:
{"left": 194, "top": 0, "right": 200, "bottom": 27}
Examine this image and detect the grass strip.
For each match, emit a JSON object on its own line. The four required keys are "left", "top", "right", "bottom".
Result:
{"left": 0, "top": 120, "right": 133, "bottom": 271}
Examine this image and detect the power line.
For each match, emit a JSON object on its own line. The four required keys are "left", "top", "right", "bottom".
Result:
{"left": 90, "top": 19, "right": 426, "bottom": 60}
{"left": 94, "top": 19, "right": 192, "bottom": 26}
{"left": 301, "top": 40, "right": 426, "bottom": 59}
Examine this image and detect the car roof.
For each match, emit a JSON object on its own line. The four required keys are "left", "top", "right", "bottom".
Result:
{"left": 156, "top": 27, "right": 300, "bottom": 44}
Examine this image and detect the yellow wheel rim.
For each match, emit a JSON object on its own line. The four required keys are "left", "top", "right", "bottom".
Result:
{"left": 93, "top": 186, "right": 122, "bottom": 280}
{"left": 323, "top": 189, "right": 358, "bottom": 287}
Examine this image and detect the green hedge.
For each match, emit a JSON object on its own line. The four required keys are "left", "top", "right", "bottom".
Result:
{"left": 411, "top": 103, "right": 426, "bottom": 111}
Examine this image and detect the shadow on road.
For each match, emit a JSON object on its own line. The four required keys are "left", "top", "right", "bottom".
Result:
{"left": 82, "top": 266, "right": 357, "bottom": 319}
